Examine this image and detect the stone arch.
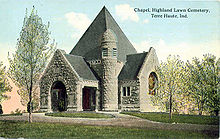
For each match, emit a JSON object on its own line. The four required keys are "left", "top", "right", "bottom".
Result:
{"left": 50, "top": 81, "right": 67, "bottom": 111}
{"left": 148, "top": 72, "right": 158, "bottom": 95}
{"left": 40, "top": 52, "right": 79, "bottom": 111}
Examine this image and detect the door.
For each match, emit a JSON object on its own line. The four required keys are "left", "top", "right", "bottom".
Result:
{"left": 83, "top": 88, "right": 91, "bottom": 110}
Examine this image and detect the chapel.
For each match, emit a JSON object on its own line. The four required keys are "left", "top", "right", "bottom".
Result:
{"left": 40, "top": 6, "right": 159, "bottom": 112}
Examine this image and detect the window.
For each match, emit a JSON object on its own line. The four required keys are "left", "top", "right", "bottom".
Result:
{"left": 102, "top": 48, "right": 108, "bottom": 57}
{"left": 112, "top": 48, "right": 117, "bottom": 57}
{"left": 122, "top": 87, "right": 131, "bottom": 96}
{"left": 148, "top": 72, "right": 158, "bottom": 95}
{"left": 123, "top": 87, "right": 126, "bottom": 96}
{"left": 127, "top": 87, "right": 130, "bottom": 96}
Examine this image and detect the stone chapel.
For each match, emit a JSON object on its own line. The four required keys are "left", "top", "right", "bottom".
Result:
{"left": 40, "top": 7, "right": 160, "bottom": 112}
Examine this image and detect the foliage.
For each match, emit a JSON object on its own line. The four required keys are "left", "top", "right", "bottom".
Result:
{"left": 0, "top": 113, "right": 22, "bottom": 116}
{"left": 10, "top": 108, "right": 22, "bottom": 114}
{"left": 45, "top": 112, "right": 114, "bottom": 118}
{"left": 0, "top": 108, "right": 23, "bottom": 116}
{"left": 58, "top": 99, "right": 65, "bottom": 112}
{"left": 8, "top": 6, "right": 55, "bottom": 122}
{"left": 151, "top": 55, "right": 186, "bottom": 119}
{"left": 152, "top": 54, "right": 219, "bottom": 116}
{"left": 121, "top": 112, "right": 219, "bottom": 125}
{"left": 0, "top": 120, "right": 214, "bottom": 138}
{"left": 186, "top": 54, "right": 220, "bottom": 115}
{"left": 0, "top": 61, "right": 12, "bottom": 104}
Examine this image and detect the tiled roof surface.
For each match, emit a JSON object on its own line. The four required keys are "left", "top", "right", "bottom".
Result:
{"left": 70, "top": 7, "right": 137, "bottom": 62}
{"left": 119, "top": 52, "right": 148, "bottom": 80}
{"left": 64, "top": 54, "right": 97, "bottom": 81}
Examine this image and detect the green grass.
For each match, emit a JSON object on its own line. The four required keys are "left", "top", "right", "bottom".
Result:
{"left": 121, "top": 112, "right": 219, "bottom": 125}
{"left": 0, "top": 120, "right": 216, "bottom": 138}
{"left": 0, "top": 113, "right": 22, "bottom": 116}
{"left": 45, "top": 112, "right": 114, "bottom": 118}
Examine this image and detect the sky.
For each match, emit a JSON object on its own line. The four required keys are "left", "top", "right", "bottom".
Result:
{"left": 0, "top": 0, "right": 219, "bottom": 65}
{"left": 0, "top": 0, "right": 219, "bottom": 113}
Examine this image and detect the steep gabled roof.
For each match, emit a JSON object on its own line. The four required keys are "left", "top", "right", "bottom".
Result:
{"left": 70, "top": 6, "right": 137, "bottom": 62}
{"left": 119, "top": 52, "right": 148, "bottom": 80}
{"left": 64, "top": 54, "right": 97, "bottom": 81}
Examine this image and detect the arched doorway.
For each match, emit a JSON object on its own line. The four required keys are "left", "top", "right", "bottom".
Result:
{"left": 148, "top": 72, "right": 158, "bottom": 95}
{"left": 51, "top": 81, "right": 67, "bottom": 112}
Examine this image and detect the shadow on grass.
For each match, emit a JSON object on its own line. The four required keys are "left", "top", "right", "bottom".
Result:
{"left": 121, "top": 112, "right": 219, "bottom": 125}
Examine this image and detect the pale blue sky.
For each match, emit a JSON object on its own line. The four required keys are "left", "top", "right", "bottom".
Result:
{"left": 0, "top": 0, "right": 219, "bottom": 66}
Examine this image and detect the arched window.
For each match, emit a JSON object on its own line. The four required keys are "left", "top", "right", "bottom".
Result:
{"left": 148, "top": 72, "right": 158, "bottom": 95}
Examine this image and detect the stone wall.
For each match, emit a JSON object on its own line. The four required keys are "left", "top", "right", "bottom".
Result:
{"left": 89, "top": 60, "right": 122, "bottom": 111}
{"left": 99, "top": 29, "right": 119, "bottom": 111}
{"left": 101, "top": 58, "right": 118, "bottom": 111}
{"left": 89, "top": 60, "right": 123, "bottom": 79}
{"left": 40, "top": 50, "right": 79, "bottom": 112}
{"left": 137, "top": 48, "right": 161, "bottom": 112}
{"left": 119, "top": 80, "right": 140, "bottom": 111}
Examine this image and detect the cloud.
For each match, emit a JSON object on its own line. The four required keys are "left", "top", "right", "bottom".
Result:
{"left": 115, "top": 4, "right": 139, "bottom": 22}
{"left": 132, "top": 40, "right": 151, "bottom": 53}
{"left": 143, "top": 19, "right": 149, "bottom": 24}
{"left": 65, "top": 12, "right": 91, "bottom": 39}
{"left": 133, "top": 39, "right": 220, "bottom": 62}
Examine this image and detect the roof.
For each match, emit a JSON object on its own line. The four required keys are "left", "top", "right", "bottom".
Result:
{"left": 70, "top": 6, "right": 137, "bottom": 62}
{"left": 119, "top": 52, "right": 148, "bottom": 80}
{"left": 64, "top": 54, "right": 97, "bottom": 81}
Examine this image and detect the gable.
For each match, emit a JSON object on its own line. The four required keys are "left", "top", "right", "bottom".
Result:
{"left": 41, "top": 49, "right": 81, "bottom": 82}
{"left": 137, "top": 47, "right": 159, "bottom": 78}
{"left": 70, "top": 6, "right": 137, "bottom": 62}
{"left": 41, "top": 49, "right": 98, "bottom": 83}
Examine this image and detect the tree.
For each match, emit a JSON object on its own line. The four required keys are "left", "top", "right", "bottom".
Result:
{"left": 8, "top": 7, "right": 55, "bottom": 122}
{"left": 204, "top": 55, "right": 220, "bottom": 116}
{"left": 0, "top": 61, "right": 12, "bottom": 114}
{"left": 204, "top": 54, "right": 220, "bottom": 116}
{"left": 151, "top": 55, "right": 186, "bottom": 120}
{"left": 186, "top": 54, "right": 220, "bottom": 115}
{"left": 17, "top": 85, "right": 39, "bottom": 111}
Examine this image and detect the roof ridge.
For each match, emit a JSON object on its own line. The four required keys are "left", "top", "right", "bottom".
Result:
{"left": 101, "top": 6, "right": 108, "bottom": 31}
{"left": 64, "top": 54, "right": 84, "bottom": 58}
{"left": 104, "top": 8, "right": 134, "bottom": 48}
{"left": 103, "top": 6, "right": 108, "bottom": 30}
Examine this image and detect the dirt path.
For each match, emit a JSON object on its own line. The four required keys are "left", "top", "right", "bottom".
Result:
{"left": 0, "top": 112, "right": 218, "bottom": 135}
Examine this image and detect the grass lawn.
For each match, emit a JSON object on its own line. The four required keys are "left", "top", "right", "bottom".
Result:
{"left": 121, "top": 112, "right": 219, "bottom": 125}
{"left": 0, "top": 120, "right": 215, "bottom": 138}
{"left": 45, "top": 112, "right": 114, "bottom": 118}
